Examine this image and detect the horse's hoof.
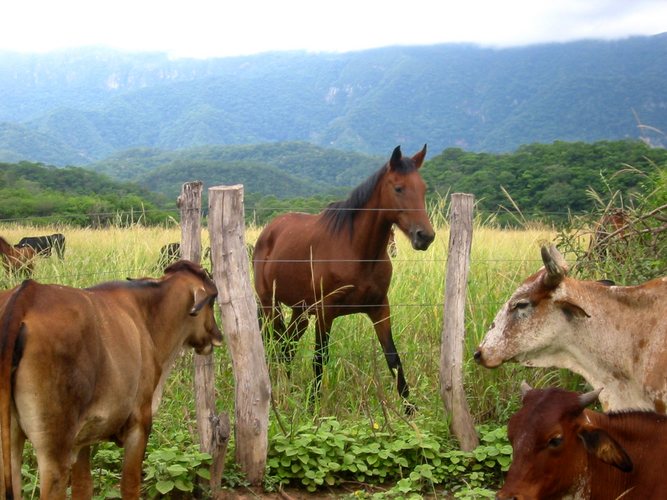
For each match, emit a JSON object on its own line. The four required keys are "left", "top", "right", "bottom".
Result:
{"left": 403, "top": 401, "right": 418, "bottom": 416}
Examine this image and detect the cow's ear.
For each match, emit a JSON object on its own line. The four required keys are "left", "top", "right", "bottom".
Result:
{"left": 578, "top": 427, "right": 633, "bottom": 472}
{"left": 555, "top": 300, "right": 590, "bottom": 319}
{"left": 190, "top": 287, "right": 214, "bottom": 316}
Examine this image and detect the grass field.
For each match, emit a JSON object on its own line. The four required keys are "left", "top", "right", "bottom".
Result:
{"left": 0, "top": 219, "right": 582, "bottom": 496}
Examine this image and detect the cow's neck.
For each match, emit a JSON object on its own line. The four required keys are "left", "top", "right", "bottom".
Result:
{"left": 555, "top": 280, "right": 665, "bottom": 411}
{"left": 138, "top": 285, "right": 191, "bottom": 370}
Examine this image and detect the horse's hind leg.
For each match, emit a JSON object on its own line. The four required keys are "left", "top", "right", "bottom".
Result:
{"left": 368, "top": 302, "right": 415, "bottom": 415}
{"left": 257, "top": 297, "right": 287, "bottom": 353}
{"left": 309, "top": 313, "right": 333, "bottom": 408}
{"left": 282, "top": 306, "right": 309, "bottom": 367}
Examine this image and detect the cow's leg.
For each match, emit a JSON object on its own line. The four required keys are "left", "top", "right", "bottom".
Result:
{"left": 27, "top": 423, "right": 73, "bottom": 499}
{"left": 120, "top": 421, "right": 150, "bottom": 499}
{"left": 70, "top": 446, "right": 93, "bottom": 499}
{"left": 35, "top": 453, "right": 71, "bottom": 500}
{"left": 10, "top": 412, "right": 26, "bottom": 499}
{"left": 368, "top": 299, "right": 415, "bottom": 415}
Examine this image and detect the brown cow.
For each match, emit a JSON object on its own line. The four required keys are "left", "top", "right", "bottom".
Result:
{"left": 0, "top": 236, "right": 36, "bottom": 277}
{"left": 0, "top": 260, "right": 223, "bottom": 499}
{"left": 498, "top": 383, "right": 667, "bottom": 499}
{"left": 474, "top": 244, "right": 667, "bottom": 413}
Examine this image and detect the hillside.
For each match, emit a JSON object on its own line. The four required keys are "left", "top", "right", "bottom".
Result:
{"left": 1, "top": 140, "right": 665, "bottom": 225}
{"left": 88, "top": 142, "right": 383, "bottom": 195}
{"left": 0, "top": 161, "right": 169, "bottom": 225}
{"left": 0, "top": 35, "right": 666, "bottom": 166}
{"left": 422, "top": 140, "right": 667, "bottom": 218}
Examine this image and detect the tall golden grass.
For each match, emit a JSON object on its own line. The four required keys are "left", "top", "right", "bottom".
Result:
{"left": 0, "top": 220, "right": 578, "bottom": 445}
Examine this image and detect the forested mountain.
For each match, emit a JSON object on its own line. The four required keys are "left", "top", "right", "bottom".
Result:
{"left": 0, "top": 161, "right": 169, "bottom": 225}
{"left": 87, "top": 142, "right": 382, "bottom": 197}
{"left": 1, "top": 140, "right": 665, "bottom": 225}
{"left": 422, "top": 140, "right": 667, "bottom": 218}
{"left": 0, "top": 34, "right": 666, "bottom": 166}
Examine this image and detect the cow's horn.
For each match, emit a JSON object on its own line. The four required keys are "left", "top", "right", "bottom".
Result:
{"left": 541, "top": 244, "right": 568, "bottom": 287}
{"left": 520, "top": 380, "right": 533, "bottom": 399}
{"left": 578, "top": 388, "right": 602, "bottom": 408}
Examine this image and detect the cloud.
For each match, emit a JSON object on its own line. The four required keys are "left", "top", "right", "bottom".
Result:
{"left": 2, "top": 0, "right": 665, "bottom": 58}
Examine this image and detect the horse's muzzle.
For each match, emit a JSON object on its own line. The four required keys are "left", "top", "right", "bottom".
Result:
{"left": 411, "top": 229, "right": 435, "bottom": 251}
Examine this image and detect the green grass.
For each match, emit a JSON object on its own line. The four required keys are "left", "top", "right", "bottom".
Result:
{"left": 1, "top": 220, "right": 570, "bottom": 422}
{"left": 0, "top": 219, "right": 577, "bottom": 495}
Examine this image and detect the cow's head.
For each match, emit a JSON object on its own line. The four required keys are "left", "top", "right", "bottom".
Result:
{"left": 497, "top": 383, "right": 632, "bottom": 500}
{"left": 474, "top": 245, "right": 590, "bottom": 369}
{"left": 164, "top": 260, "right": 223, "bottom": 355}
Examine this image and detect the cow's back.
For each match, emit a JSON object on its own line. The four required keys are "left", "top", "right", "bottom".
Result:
{"left": 12, "top": 284, "right": 150, "bottom": 446}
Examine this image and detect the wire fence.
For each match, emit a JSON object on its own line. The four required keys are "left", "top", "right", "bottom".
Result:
{"left": 0, "top": 204, "right": 600, "bottom": 225}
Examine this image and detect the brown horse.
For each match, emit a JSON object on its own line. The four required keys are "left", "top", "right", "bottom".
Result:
{"left": 0, "top": 236, "right": 36, "bottom": 277}
{"left": 253, "top": 145, "right": 435, "bottom": 412}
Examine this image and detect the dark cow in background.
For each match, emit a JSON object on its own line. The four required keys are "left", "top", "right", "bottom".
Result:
{"left": 16, "top": 233, "right": 66, "bottom": 259}
{"left": 158, "top": 242, "right": 181, "bottom": 268}
{"left": 475, "top": 244, "right": 667, "bottom": 412}
{"left": 157, "top": 242, "right": 212, "bottom": 270}
{"left": 498, "top": 383, "right": 667, "bottom": 500}
{"left": 0, "top": 260, "right": 222, "bottom": 499}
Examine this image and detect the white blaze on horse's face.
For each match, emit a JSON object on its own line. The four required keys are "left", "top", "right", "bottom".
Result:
{"left": 388, "top": 145, "right": 435, "bottom": 251}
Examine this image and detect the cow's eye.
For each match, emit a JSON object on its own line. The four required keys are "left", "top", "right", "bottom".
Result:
{"left": 513, "top": 299, "right": 530, "bottom": 310}
{"left": 547, "top": 435, "right": 563, "bottom": 448}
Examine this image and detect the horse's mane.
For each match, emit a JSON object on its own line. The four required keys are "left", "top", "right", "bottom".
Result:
{"left": 322, "top": 156, "right": 417, "bottom": 236}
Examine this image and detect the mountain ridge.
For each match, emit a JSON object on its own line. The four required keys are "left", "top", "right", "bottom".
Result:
{"left": 1, "top": 35, "right": 666, "bottom": 166}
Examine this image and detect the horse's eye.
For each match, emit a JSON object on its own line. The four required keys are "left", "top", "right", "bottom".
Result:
{"left": 547, "top": 435, "right": 563, "bottom": 448}
{"left": 394, "top": 186, "right": 404, "bottom": 194}
{"left": 512, "top": 299, "right": 530, "bottom": 310}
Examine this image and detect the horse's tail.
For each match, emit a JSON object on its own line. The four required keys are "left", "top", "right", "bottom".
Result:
{"left": 0, "top": 280, "right": 33, "bottom": 500}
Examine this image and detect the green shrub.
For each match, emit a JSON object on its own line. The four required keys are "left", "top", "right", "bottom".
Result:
{"left": 265, "top": 417, "right": 511, "bottom": 497}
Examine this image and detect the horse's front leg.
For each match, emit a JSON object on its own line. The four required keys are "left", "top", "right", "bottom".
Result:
{"left": 368, "top": 300, "right": 415, "bottom": 415}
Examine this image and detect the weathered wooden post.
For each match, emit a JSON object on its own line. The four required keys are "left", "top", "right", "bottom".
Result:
{"left": 180, "top": 181, "right": 230, "bottom": 494}
{"left": 208, "top": 184, "right": 270, "bottom": 484}
{"left": 151, "top": 181, "right": 205, "bottom": 415}
{"left": 440, "top": 193, "right": 479, "bottom": 451}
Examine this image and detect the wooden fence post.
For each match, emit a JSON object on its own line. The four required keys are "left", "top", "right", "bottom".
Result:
{"left": 180, "top": 181, "right": 230, "bottom": 494}
{"left": 440, "top": 193, "right": 479, "bottom": 451}
{"left": 208, "top": 184, "right": 270, "bottom": 485}
{"left": 150, "top": 180, "right": 205, "bottom": 415}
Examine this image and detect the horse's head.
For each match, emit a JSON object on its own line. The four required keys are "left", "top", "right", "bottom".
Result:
{"left": 383, "top": 145, "right": 435, "bottom": 251}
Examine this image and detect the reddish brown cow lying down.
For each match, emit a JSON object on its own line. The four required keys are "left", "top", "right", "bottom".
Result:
{"left": 498, "top": 383, "right": 667, "bottom": 500}
{"left": 0, "top": 235, "right": 36, "bottom": 277}
{"left": 0, "top": 260, "right": 223, "bottom": 499}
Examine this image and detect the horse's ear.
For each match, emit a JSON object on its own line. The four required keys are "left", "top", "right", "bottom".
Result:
{"left": 412, "top": 144, "right": 427, "bottom": 169}
{"left": 389, "top": 146, "right": 402, "bottom": 170}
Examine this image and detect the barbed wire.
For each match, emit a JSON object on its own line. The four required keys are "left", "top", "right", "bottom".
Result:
{"left": 0, "top": 204, "right": 604, "bottom": 225}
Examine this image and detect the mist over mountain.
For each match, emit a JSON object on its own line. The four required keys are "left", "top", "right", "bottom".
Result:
{"left": 0, "top": 34, "right": 665, "bottom": 167}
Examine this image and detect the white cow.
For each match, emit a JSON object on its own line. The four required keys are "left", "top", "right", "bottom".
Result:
{"left": 475, "top": 244, "right": 667, "bottom": 412}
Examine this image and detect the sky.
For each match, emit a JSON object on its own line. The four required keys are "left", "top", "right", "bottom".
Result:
{"left": 2, "top": 0, "right": 666, "bottom": 59}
